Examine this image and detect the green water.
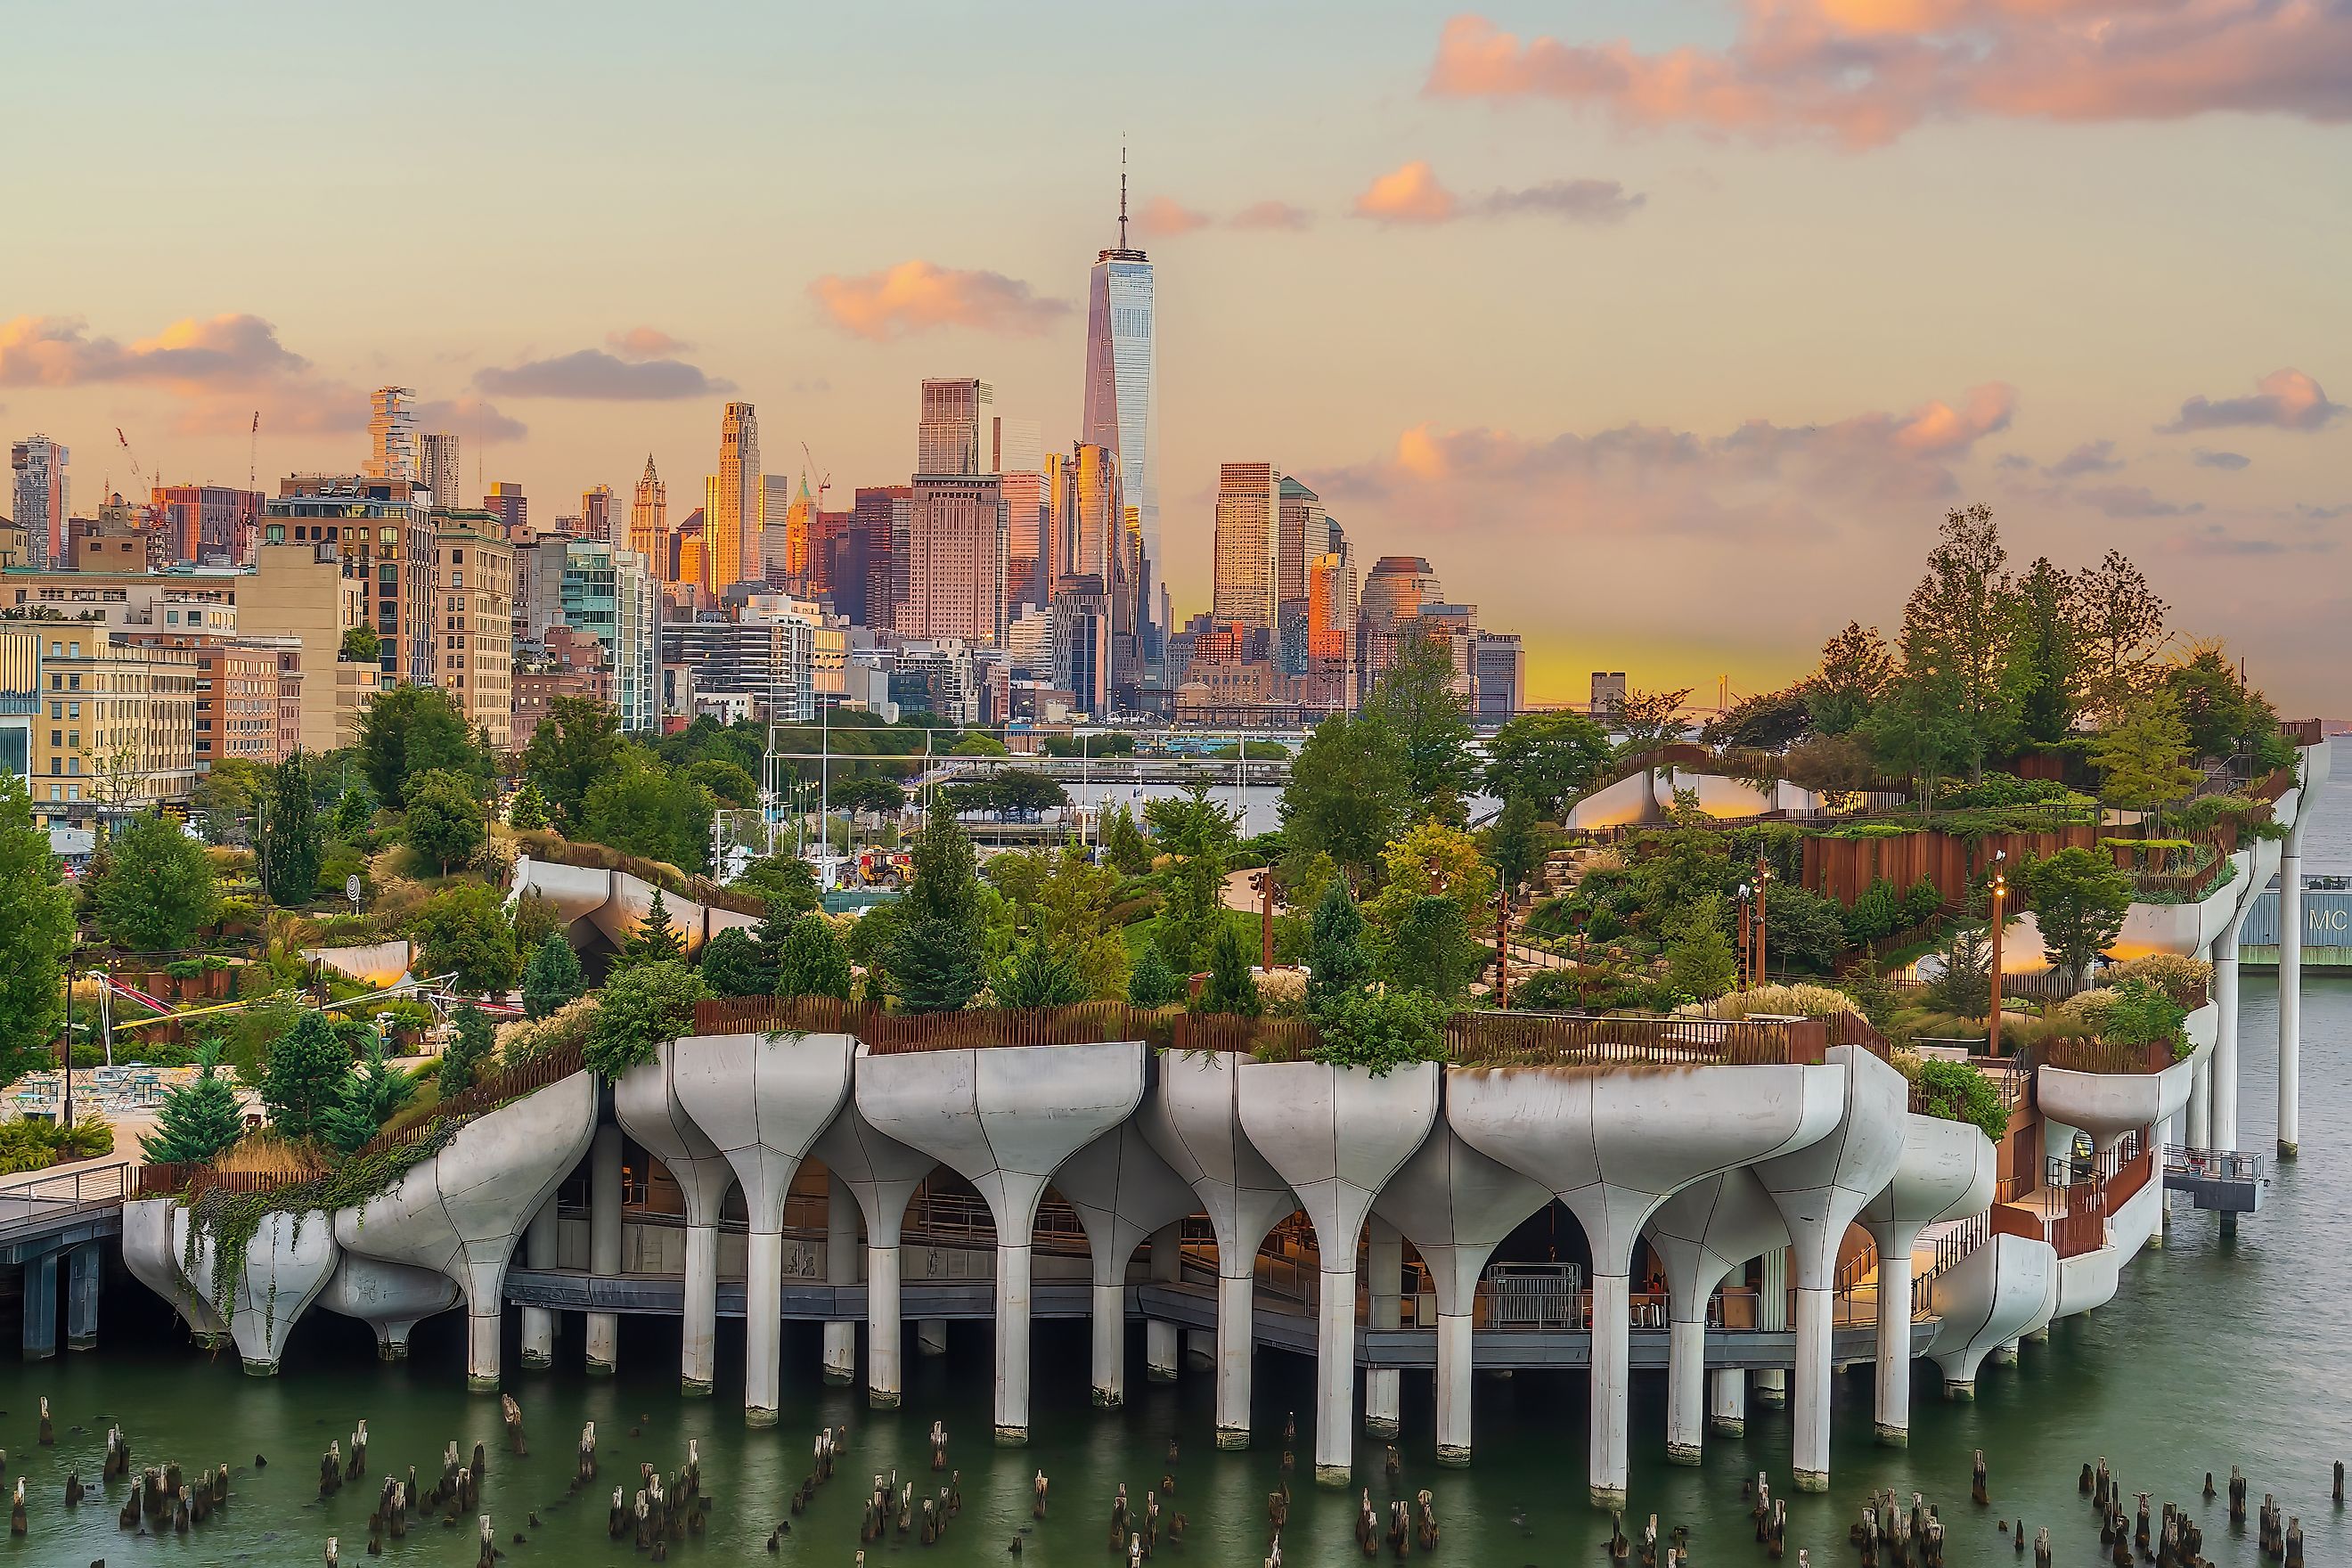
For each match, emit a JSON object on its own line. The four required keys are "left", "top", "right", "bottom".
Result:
{"left": 4, "top": 973, "right": 2345, "bottom": 1566}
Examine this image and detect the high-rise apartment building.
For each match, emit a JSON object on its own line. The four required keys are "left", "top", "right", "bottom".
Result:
{"left": 558, "top": 540, "right": 658, "bottom": 733}
{"left": 709, "top": 402, "right": 762, "bottom": 592}
{"left": 364, "top": 387, "right": 418, "bottom": 482}
{"left": 267, "top": 474, "right": 437, "bottom": 683}
{"left": 247, "top": 541, "right": 375, "bottom": 753}
{"left": 1212, "top": 461, "right": 1281, "bottom": 629}
{"left": 11, "top": 437, "right": 69, "bottom": 570}
{"left": 1472, "top": 632, "right": 1525, "bottom": 720}
{"left": 579, "top": 485, "right": 617, "bottom": 543}
{"left": 151, "top": 485, "right": 261, "bottom": 566}
{"left": 845, "top": 486, "right": 908, "bottom": 628}
{"left": 1051, "top": 574, "right": 1113, "bottom": 717}
{"left": 918, "top": 380, "right": 992, "bottom": 477}
{"left": 630, "top": 454, "right": 668, "bottom": 570}
{"left": 991, "top": 413, "right": 1046, "bottom": 606}
{"left": 418, "top": 430, "right": 461, "bottom": 509}
{"left": 903, "top": 475, "right": 1006, "bottom": 647}
{"left": 431, "top": 512, "right": 514, "bottom": 750}
{"left": 482, "top": 481, "right": 527, "bottom": 537}
{"left": 1082, "top": 174, "right": 1160, "bottom": 672}
{"left": 1276, "top": 476, "right": 1326, "bottom": 611}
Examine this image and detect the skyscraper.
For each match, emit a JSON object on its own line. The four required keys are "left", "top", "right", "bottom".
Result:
{"left": 364, "top": 387, "right": 418, "bottom": 482}
{"left": 482, "top": 481, "right": 527, "bottom": 537}
{"left": 992, "top": 414, "right": 1046, "bottom": 606}
{"left": 904, "top": 475, "right": 1006, "bottom": 646}
{"left": 579, "top": 485, "right": 617, "bottom": 543}
{"left": 711, "top": 402, "right": 762, "bottom": 592}
{"left": 918, "top": 379, "right": 992, "bottom": 476}
{"left": 11, "top": 437, "right": 69, "bottom": 569}
{"left": 630, "top": 454, "right": 668, "bottom": 570}
{"left": 1082, "top": 163, "right": 1160, "bottom": 672}
{"left": 1212, "top": 461, "right": 1281, "bottom": 628}
{"left": 418, "top": 430, "right": 461, "bottom": 508}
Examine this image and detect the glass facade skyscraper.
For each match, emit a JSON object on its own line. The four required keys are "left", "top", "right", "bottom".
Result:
{"left": 1082, "top": 188, "right": 1160, "bottom": 684}
{"left": 559, "top": 539, "right": 658, "bottom": 733}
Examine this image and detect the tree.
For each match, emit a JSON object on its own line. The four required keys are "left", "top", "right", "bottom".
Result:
{"left": 1197, "top": 919, "right": 1262, "bottom": 1016}
{"left": 522, "top": 932, "right": 584, "bottom": 1019}
{"left": 698, "top": 925, "right": 772, "bottom": 997}
{"left": 331, "top": 778, "right": 376, "bottom": 841}
{"left": 402, "top": 768, "right": 485, "bottom": 875}
{"left": 255, "top": 751, "right": 324, "bottom": 906}
{"left": 1481, "top": 711, "right": 1613, "bottom": 815}
{"left": 1384, "top": 894, "right": 1482, "bottom": 1002}
{"left": 507, "top": 780, "right": 551, "bottom": 831}
{"left": 584, "top": 960, "right": 708, "bottom": 1080}
{"left": 950, "top": 731, "right": 1009, "bottom": 755}
{"left": 1896, "top": 504, "right": 2022, "bottom": 779}
{"left": 1127, "top": 944, "right": 1186, "bottom": 1008}
{"left": 410, "top": 885, "right": 522, "bottom": 993}
{"left": 1362, "top": 628, "right": 1477, "bottom": 820}
{"left": 340, "top": 624, "right": 380, "bottom": 664}
{"left": 259, "top": 1011, "right": 352, "bottom": 1142}
{"left": 835, "top": 775, "right": 907, "bottom": 821}
{"left": 1662, "top": 896, "right": 1738, "bottom": 1002}
{"left": 140, "top": 1043, "right": 246, "bottom": 1164}
{"left": 90, "top": 810, "right": 219, "bottom": 951}
{"left": 1761, "top": 886, "right": 1849, "bottom": 976}
{"left": 2091, "top": 690, "right": 2201, "bottom": 835}
{"left": 321, "top": 1026, "right": 414, "bottom": 1155}
{"left": 1605, "top": 685, "right": 1695, "bottom": 816}
{"left": 2070, "top": 549, "right": 2168, "bottom": 723}
{"left": 687, "top": 757, "right": 760, "bottom": 809}
{"left": 191, "top": 757, "right": 267, "bottom": 845}
{"left": 2166, "top": 646, "right": 2281, "bottom": 764}
{"left": 1279, "top": 712, "right": 1409, "bottom": 884}
{"left": 437, "top": 1000, "right": 497, "bottom": 1099}
{"left": 994, "top": 932, "right": 1089, "bottom": 1008}
{"left": 1303, "top": 881, "right": 1375, "bottom": 1013}
{"left": 1367, "top": 819, "right": 1497, "bottom": 944}
{"left": 1028, "top": 843, "right": 1132, "bottom": 1000}
{"left": 1803, "top": 623, "right": 1893, "bottom": 739}
{"left": 520, "top": 697, "right": 623, "bottom": 830}
{"left": 1102, "top": 804, "right": 1154, "bottom": 876}
{"left": 2018, "top": 847, "right": 2135, "bottom": 985}
{"left": 905, "top": 805, "right": 982, "bottom": 927}
{"left": 1486, "top": 791, "right": 1545, "bottom": 901}
{"left": 2011, "top": 558, "right": 2081, "bottom": 746}
{"left": 992, "top": 769, "right": 1068, "bottom": 821}
{"left": 1702, "top": 689, "right": 1813, "bottom": 752}
{"left": 356, "top": 685, "right": 486, "bottom": 804}
{"left": 738, "top": 853, "right": 822, "bottom": 921}
{"left": 620, "top": 886, "right": 687, "bottom": 969}
{"left": 887, "top": 915, "right": 985, "bottom": 1013}
{"left": 1859, "top": 671, "right": 1974, "bottom": 816}
{"left": 0, "top": 776, "right": 72, "bottom": 1085}
{"left": 773, "top": 916, "right": 855, "bottom": 1000}
{"left": 582, "top": 747, "right": 713, "bottom": 873}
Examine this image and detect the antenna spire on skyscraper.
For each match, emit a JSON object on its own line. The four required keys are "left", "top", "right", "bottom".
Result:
{"left": 1118, "top": 143, "right": 1129, "bottom": 249}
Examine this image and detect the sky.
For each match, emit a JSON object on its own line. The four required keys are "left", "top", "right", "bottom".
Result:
{"left": 4, "top": 0, "right": 2348, "bottom": 714}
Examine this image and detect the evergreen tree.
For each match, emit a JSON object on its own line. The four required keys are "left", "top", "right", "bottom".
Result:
{"left": 0, "top": 775, "right": 72, "bottom": 1085}
{"left": 888, "top": 915, "right": 985, "bottom": 1013}
{"left": 520, "top": 933, "right": 584, "bottom": 1019}
{"left": 698, "top": 925, "right": 772, "bottom": 997}
{"left": 260, "top": 1011, "right": 353, "bottom": 1142}
{"left": 618, "top": 886, "right": 686, "bottom": 969}
{"left": 320, "top": 1028, "right": 414, "bottom": 1155}
{"left": 139, "top": 1043, "right": 244, "bottom": 1164}
{"left": 1384, "top": 894, "right": 1482, "bottom": 1002}
{"left": 1662, "top": 896, "right": 1739, "bottom": 1002}
{"left": 773, "top": 916, "right": 855, "bottom": 1001}
{"left": 403, "top": 768, "right": 485, "bottom": 874}
{"left": 438, "top": 1000, "right": 497, "bottom": 1099}
{"left": 1102, "top": 804, "right": 1155, "bottom": 876}
{"left": 993, "top": 932, "right": 1088, "bottom": 1008}
{"left": 1486, "top": 790, "right": 1544, "bottom": 901}
{"left": 1304, "top": 880, "right": 1374, "bottom": 1013}
{"left": 330, "top": 778, "right": 376, "bottom": 841}
{"left": 508, "top": 780, "right": 551, "bottom": 831}
{"left": 1197, "top": 919, "right": 1262, "bottom": 1017}
{"left": 904, "top": 804, "right": 981, "bottom": 927}
{"left": 256, "top": 750, "right": 324, "bottom": 906}
{"left": 1126, "top": 943, "right": 1186, "bottom": 1009}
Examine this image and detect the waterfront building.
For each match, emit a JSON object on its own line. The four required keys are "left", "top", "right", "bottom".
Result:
{"left": 363, "top": 386, "right": 417, "bottom": 482}
{"left": 1082, "top": 173, "right": 1160, "bottom": 668}
{"left": 1591, "top": 670, "right": 1629, "bottom": 715}
{"left": 1472, "top": 629, "right": 1525, "bottom": 720}
{"left": 662, "top": 613, "right": 814, "bottom": 722}
{"left": 1213, "top": 461, "right": 1281, "bottom": 629}
{"left": 11, "top": 436, "right": 69, "bottom": 570}
{"left": 431, "top": 510, "right": 514, "bottom": 750}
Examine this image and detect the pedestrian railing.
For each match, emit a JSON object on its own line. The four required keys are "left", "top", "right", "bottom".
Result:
{"left": 2162, "top": 1145, "right": 2264, "bottom": 1183}
{"left": 0, "top": 1162, "right": 131, "bottom": 1245}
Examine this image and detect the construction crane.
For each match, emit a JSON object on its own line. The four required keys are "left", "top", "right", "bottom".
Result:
{"left": 800, "top": 441, "right": 831, "bottom": 508}
{"left": 112, "top": 428, "right": 172, "bottom": 534}
{"left": 248, "top": 410, "right": 259, "bottom": 495}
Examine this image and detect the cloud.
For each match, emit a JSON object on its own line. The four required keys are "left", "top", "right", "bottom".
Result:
{"left": 809, "top": 261, "right": 1071, "bottom": 342}
{"left": 2193, "top": 448, "right": 2252, "bottom": 470}
{"left": 1353, "top": 161, "right": 1646, "bottom": 225}
{"left": 2042, "top": 438, "right": 2123, "bottom": 479}
{"left": 0, "top": 313, "right": 309, "bottom": 390}
{"left": 2074, "top": 484, "right": 2202, "bottom": 519}
{"left": 421, "top": 395, "right": 527, "bottom": 444}
{"left": 2160, "top": 368, "right": 2345, "bottom": 434}
{"left": 2165, "top": 520, "right": 2334, "bottom": 557}
{"left": 1321, "top": 381, "right": 2019, "bottom": 534}
{"left": 1425, "top": 7, "right": 2352, "bottom": 151}
{"left": 1135, "top": 197, "right": 1211, "bottom": 239}
{"left": 1994, "top": 453, "right": 2034, "bottom": 471}
{"left": 607, "top": 326, "right": 693, "bottom": 358}
{"left": 474, "top": 348, "right": 733, "bottom": 400}
{"left": 1229, "top": 200, "right": 1315, "bottom": 231}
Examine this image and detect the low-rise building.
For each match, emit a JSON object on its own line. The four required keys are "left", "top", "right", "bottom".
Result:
{"left": 27, "top": 628, "right": 200, "bottom": 830}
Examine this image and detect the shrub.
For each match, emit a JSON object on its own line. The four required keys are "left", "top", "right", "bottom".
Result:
{"left": 1845, "top": 877, "right": 1904, "bottom": 943}
{"left": 1258, "top": 968, "right": 1308, "bottom": 1017}
{"left": 2099, "top": 976, "right": 2192, "bottom": 1058}
{"left": 1908, "top": 1058, "right": 2010, "bottom": 1144}
{"left": 1922, "top": 925, "right": 1994, "bottom": 1018}
{"left": 495, "top": 994, "right": 598, "bottom": 1066}
{"left": 1126, "top": 944, "right": 1186, "bottom": 1009}
{"left": 1709, "top": 982, "right": 1856, "bottom": 1021}
{"left": 2102, "top": 951, "right": 2212, "bottom": 1011}
{"left": 259, "top": 1011, "right": 353, "bottom": 1142}
{"left": 437, "top": 1000, "right": 497, "bottom": 1099}
{"left": 1309, "top": 985, "right": 1448, "bottom": 1076}
{"left": 584, "top": 960, "right": 708, "bottom": 1079}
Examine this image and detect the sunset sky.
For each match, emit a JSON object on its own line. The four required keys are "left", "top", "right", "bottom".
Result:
{"left": 5, "top": 2, "right": 2347, "bottom": 713}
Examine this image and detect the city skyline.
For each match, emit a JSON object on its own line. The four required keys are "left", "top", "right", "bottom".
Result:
{"left": 3, "top": 3, "right": 2347, "bottom": 710}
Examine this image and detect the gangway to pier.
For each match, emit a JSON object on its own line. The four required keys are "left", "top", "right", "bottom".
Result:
{"left": 2162, "top": 1144, "right": 2266, "bottom": 1216}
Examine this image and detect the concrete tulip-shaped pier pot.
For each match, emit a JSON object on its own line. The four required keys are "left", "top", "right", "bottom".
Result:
{"left": 315, "top": 1254, "right": 461, "bottom": 1360}
{"left": 1449, "top": 1058, "right": 1843, "bottom": 1508}
{"left": 856, "top": 1040, "right": 1146, "bottom": 1443}
{"left": 810, "top": 1098, "right": 937, "bottom": 1408}
{"left": 336, "top": 1069, "right": 598, "bottom": 1391}
{"left": 122, "top": 1198, "right": 233, "bottom": 1351}
{"left": 1927, "top": 1228, "right": 2058, "bottom": 1397}
{"left": 182, "top": 1208, "right": 339, "bottom": 1376}
{"left": 1750, "top": 1044, "right": 1908, "bottom": 1493}
{"left": 1859, "top": 1113, "right": 1997, "bottom": 1445}
{"left": 1369, "top": 1120, "right": 1553, "bottom": 1466}
{"left": 1139, "top": 1049, "right": 1299, "bottom": 1450}
{"left": 615, "top": 1041, "right": 743, "bottom": 1395}
{"left": 1641, "top": 1168, "right": 1790, "bottom": 1466}
{"left": 1238, "top": 1058, "right": 1440, "bottom": 1487}
{"left": 1055, "top": 1121, "right": 1198, "bottom": 1409}
{"left": 669, "top": 1031, "right": 855, "bottom": 1425}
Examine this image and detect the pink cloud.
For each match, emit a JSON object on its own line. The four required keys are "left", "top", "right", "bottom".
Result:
{"left": 1353, "top": 161, "right": 1646, "bottom": 225}
{"left": 1135, "top": 197, "right": 1211, "bottom": 239}
{"left": 607, "top": 326, "right": 693, "bottom": 358}
{"left": 1425, "top": 6, "right": 2352, "bottom": 150}
{"left": 809, "top": 261, "right": 1070, "bottom": 342}
{"left": 2160, "top": 368, "right": 2345, "bottom": 434}
{"left": 1229, "top": 200, "right": 1315, "bottom": 231}
{"left": 1354, "top": 160, "right": 1458, "bottom": 224}
{"left": 0, "top": 313, "right": 309, "bottom": 391}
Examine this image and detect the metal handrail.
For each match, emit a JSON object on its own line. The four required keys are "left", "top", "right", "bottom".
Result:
{"left": 0, "top": 1162, "right": 131, "bottom": 1244}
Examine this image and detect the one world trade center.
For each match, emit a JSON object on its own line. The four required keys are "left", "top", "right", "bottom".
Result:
{"left": 1082, "top": 162, "right": 1161, "bottom": 692}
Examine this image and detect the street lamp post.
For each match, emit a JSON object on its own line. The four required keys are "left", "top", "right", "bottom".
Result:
{"left": 1753, "top": 855, "right": 1772, "bottom": 987}
{"left": 1987, "top": 853, "right": 2009, "bottom": 1058}
{"left": 1736, "top": 882, "right": 1754, "bottom": 989}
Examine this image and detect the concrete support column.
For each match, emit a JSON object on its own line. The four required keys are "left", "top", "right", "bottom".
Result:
{"left": 1090, "top": 1282, "right": 1126, "bottom": 1408}
{"left": 1364, "top": 1218, "right": 1402, "bottom": 1438}
{"left": 682, "top": 1222, "right": 721, "bottom": 1394}
{"left": 519, "top": 1199, "right": 557, "bottom": 1369}
{"left": 1664, "top": 1316, "right": 1707, "bottom": 1464}
{"left": 1434, "top": 1312, "right": 1474, "bottom": 1466}
{"left": 1588, "top": 1272, "right": 1631, "bottom": 1508}
{"left": 2213, "top": 927, "right": 2241, "bottom": 1152}
{"left": 1214, "top": 1273, "right": 1255, "bottom": 1449}
{"left": 1146, "top": 1223, "right": 1180, "bottom": 1384}
{"left": 1312, "top": 1246, "right": 1362, "bottom": 1487}
{"left": 22, "top": 1253, "right": 58, "bottom": 1360}
{"left": 2281, "top": 819, "right": 2305, "bottom": 1160}
{"left": 823, "top": 1176, "right": 858, "bottom": 1387}
{"left": 1708, "top": 1368, "right": 1746, "bottom": 1436}
{"left": 585, "top": 1124, "right": 622, "bottom": 1376}
{"left": 2188, "top": 1057, "right": 2213, "bottom": 1153}
{"left": 995, "top": 1240, "right": 1034, "bottom": 1442}
{"left": 1754, "top": 1249, "right": 1789, "bottom": 1409}
{"left": 1790, "top": 1285, "right": 1834, "bottom": 1490}
{"left": 1869, "top": 1227, "right": 1916, "bottom": 1446}
{"left": 866, "top": 1240, "right": 905, "bottom": 1407}
{"left": 744, "top": 1229, "right": 784, "bottom": 1425}
{"left": 66, "top": 1243, "right": 100, "bottom": 1351}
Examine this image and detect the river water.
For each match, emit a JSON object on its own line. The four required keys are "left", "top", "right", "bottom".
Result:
{"left": 11, "top": 752, "right": 2346, "bottom": 1566}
